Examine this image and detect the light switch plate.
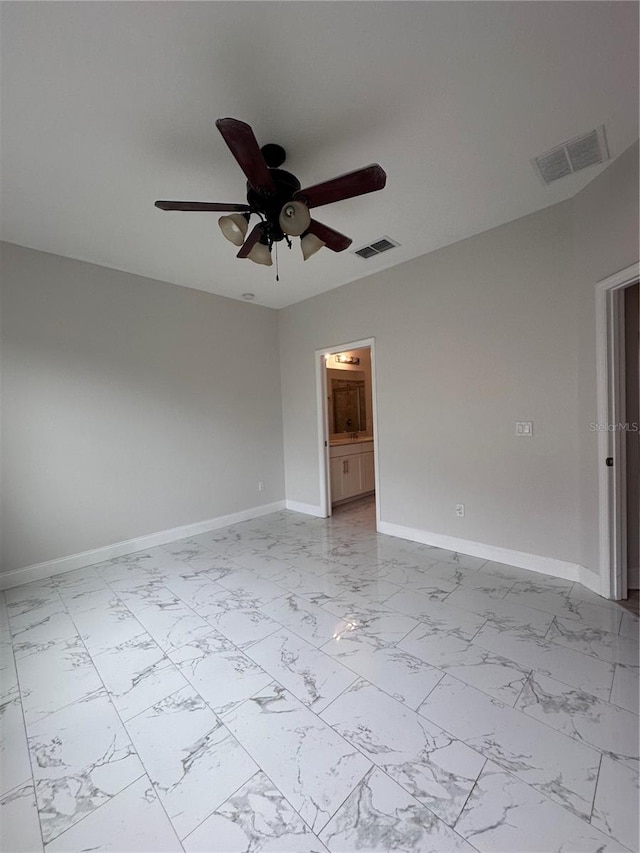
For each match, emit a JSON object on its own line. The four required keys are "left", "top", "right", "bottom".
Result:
{"left": 516, "top": 421, "right": 533, "bottom": 436}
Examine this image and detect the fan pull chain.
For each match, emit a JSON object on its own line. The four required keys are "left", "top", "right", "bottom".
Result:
{"left": 275, "top": 242, "right": 279, "bottom": 282}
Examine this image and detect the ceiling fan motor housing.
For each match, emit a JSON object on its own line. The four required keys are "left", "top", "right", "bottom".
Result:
{"left": 260, "top": 143, "right": 286, "bottom": 169}
{"left": 156, "top": 118, "right": 384, "bottom": 259}
{"left": 246, "top": 167, "right": 302, "bottom": 243}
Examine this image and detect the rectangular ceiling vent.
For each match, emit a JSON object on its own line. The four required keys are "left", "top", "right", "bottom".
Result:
{"left": 532, "top": 125, "right": 609, "bottom": 185}
{"left": 354, "top": 236, "right": 400, "bottom": 259}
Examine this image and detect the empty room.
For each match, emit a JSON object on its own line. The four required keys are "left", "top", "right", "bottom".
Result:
{"left": 0, "top": 2, "right": 638, "bottom": 852}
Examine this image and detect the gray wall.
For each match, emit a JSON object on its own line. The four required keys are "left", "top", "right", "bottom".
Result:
{"left": 0, "top": 244, "right": 285, "bottom": 573}
{"left": 280, "top": 201, "right": 581, "bottom": 563}
{"left": 2, "top": 143, "right": 637, "bottom": 579}
{"left": 573, "top": 141, "right": 640, "bottom": 575}
{"left": 279, "top": 143, "right": 639, "bottom": 574}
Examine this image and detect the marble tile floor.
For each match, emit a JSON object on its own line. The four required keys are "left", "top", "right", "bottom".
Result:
{"left": 1, "top": 496, "right": 638, "bottom": 853}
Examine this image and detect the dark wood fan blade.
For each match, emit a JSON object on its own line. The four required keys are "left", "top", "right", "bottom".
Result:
{"left": 306, "top": 219, "right": 352, "bottom": 252}
{"left": 294, "top": 164, "right": 386, "bottom": 210}
{"left": 237, "top": 223, "right": 265, "bottom": 258}
{"left": 155, "top": 201, "right": 251, "bottom": 212}
{"left": 216, "top": 118, "right": 276, "bottom": 196}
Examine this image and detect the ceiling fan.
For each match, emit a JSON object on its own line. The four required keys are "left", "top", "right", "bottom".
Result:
{"left": 155, "top": 118, "right": 387, "bottom": 269}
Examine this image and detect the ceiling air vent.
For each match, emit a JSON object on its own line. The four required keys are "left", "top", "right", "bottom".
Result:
{"left": 532, "top": 125, "right": 609, "bottom": 186}
{"left": 354, "top": 236, "right": 400, "bottom": 259}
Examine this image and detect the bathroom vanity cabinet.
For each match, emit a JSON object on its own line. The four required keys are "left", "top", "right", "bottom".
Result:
{"left": 329, "top": 440, "right": 375, "bottom": 504}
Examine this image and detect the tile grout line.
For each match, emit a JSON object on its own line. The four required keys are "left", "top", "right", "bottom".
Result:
{"left": 588, "top": 752, "right": 604, "bottom": 826}
{"left": 546, "top": 612, "right": 638, "bottom": 649}
{"left": 449, "top": 756, "right": 489, "bottom": 835}
{"left": 269, "top": 667, "right": 485, "bottom": 841}
{"left": 175, "top": 767, "right": 326, "bottom": 850}
{"left": 311, "top": 692, "right": 488, "bottom": 840}
{"left": 218, "top": 677, "right": 379, "bottom": 836}
{"left": 71, "top": 572, "right": 198, "bottom": 728}
{"left": 117, "top": 686, "right": 261, "bottom": 847}
{"left": 39, "top": 771, "right": 150, "bottom": 848}
{"left": 88, "top": 554, "right": 355, "bottom": 843}
{"left": 434, "top": 663, "right": 610, "bottom": 754}
{"left": 217, "top": 677, "right": 369, "bottom": 841}
{"left": 4, "top": 594, "right": 48, "bottom": 853}
{"left": 109, "top": 632, "right": 316, "bottom": 849}
{"left": 608, "top": 662, "right": 617, "bottom": 706}
{"left": 10, "top": 583, "right": 112, "bottom": 692}
{"left": 510, "top": 668, "right": 534, "bottom": 710}
{"left": 54, "top": 576, "right": 187, "bottom": 851}
{"left": 5, "top": 504, "right": 636, "bottom": 851}
{"left": 469, "top": 628, "right": 621, "bottom": 709}
{"left": 81, "top": 681, "right": 183, "bottom": 850}
{"left": 305, "top": 669, "right": 481, "bottom": 831}
{"left": 58, "top": 545, "right": 637, "bottom": 776}
{"left": 310, "top": 766, "right": 376, "bottom": 841}
{"left": 418, "top": 676, "right": 602, "bottom": 824}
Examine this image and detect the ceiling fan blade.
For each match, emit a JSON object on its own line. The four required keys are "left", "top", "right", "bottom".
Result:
{"left": 237, "top": 223, "right": 265, "bottom": 258}
{"left": 216, "top": 118, "right": 276, "bottom": 196}
{"left": 294, "top": 164, "right": 386, "bottom": 210}
{"left": 306, "top": 219, "right": 352, "bottom": 252}
{"left": 155, "top": 201, "right": 251, "bottom": 212}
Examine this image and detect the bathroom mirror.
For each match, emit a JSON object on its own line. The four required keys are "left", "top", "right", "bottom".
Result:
{"left": 331, "top": 377, "right": 367, "bottom": 433}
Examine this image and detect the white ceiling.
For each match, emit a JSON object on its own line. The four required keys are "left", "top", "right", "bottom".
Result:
{"left": 1, "top": 2, "right": 638, "bottom": 309}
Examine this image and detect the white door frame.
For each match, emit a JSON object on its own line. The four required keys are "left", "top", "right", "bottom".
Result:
{"left": 596, "top": 262, "right": 639, "bottom": 599}
{"left": 315, "top": 337, "right": 380, "bottom": 527}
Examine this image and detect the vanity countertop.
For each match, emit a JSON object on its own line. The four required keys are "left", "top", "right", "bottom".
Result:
{"left": 329, "top": 436, "right": 374, "bottom": 446}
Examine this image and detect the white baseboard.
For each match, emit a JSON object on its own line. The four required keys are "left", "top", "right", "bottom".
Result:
{"left": 578, "top": 565, "right": 603, "bottom": 597}
{"left": 284, "top": 500, "right": 325, "bottom": 517}
{"left": 0, "top": 501, "right": 286, "bottom": 590}
{"left": 2, "top": 501, "right": 606, "bottom": 599}
{"left": 377, "top": 520, "right": 603, "bottom": 596}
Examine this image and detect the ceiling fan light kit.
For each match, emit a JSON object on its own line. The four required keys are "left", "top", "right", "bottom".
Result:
{"left": 247, "top": 240, "right": 273, "bottom": 267}
{"left": 155, "top": 117, "right": 387, "bottom": 280}
{"left": 218, "top": 212, "right": 249, "bottom": 246}
{"left": 278, "top": 200, "right": 311, "bottom": 237}
{"left": 300, "top": 231, "right": 325, "bottom": 261}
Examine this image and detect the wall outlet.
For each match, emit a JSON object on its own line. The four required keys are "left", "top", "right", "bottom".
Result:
{"left": 258, "top": 481, "right": 265, "bottom": 492}
{"left": 456, "top": 504, "right": 465, "bottom": 517}
{"left": 516, "top": 421, "right": 533, "bottom": 436}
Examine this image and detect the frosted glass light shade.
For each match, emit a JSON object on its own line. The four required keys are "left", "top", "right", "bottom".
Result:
{"left": 247, "top": 241, "right": 273, "bottom": 266}
{"left": 279, "top": 201, "right": 311, "bottom": 237}
{"left": 301, "top": 232, "right": 325, "bottom": 260}
{"left": 218, "top": 214, "right": 249, "bottom": 246}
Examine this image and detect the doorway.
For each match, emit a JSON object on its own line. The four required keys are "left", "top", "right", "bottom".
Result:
{"left": 315, "top": 338, "right": 380, "bottom": 526}
{"left": 596, "top": 263, "right": 640, "bottom": 599}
